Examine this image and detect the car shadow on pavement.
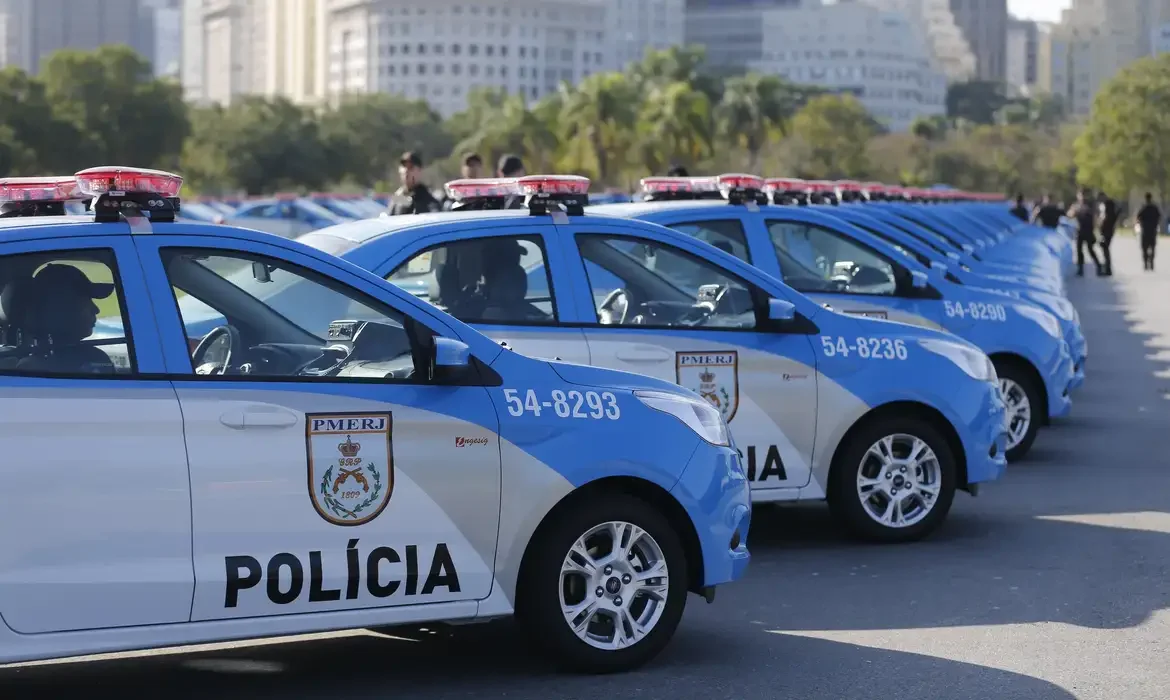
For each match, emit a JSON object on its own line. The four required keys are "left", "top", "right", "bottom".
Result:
{"left": 734, "top": 259, "right": 1170, "bottom": 636}
{"left": 0, "top": 619, "right": 1074, "bottom": 700}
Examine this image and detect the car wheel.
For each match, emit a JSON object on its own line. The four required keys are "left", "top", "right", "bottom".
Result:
{"left": 516, "top": 494, "right": 688, "bottom": 674}
{"left": 829, "top": 417, "right": 957, "bottom": 543}
{"left": 995, "top": 360, "right": 1041, "bottom": 462}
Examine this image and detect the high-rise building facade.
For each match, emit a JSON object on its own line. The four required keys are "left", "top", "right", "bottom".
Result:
{"left": 1006, "top": 17, "right": 1038, "bottom": 95}
{"left": 0, "top": 0, "right": 155, "bottom": 74}
{"left": 688, "top": 0, "right": 947, "bottom": 131}
{"left": 946, "top": 0, "right": 1007, "bottom": 81}
{"left": 860, "top": 0, "right": 977, "bottom": 82}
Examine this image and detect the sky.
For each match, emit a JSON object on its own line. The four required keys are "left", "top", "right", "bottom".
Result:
{"left": 1009, "top": 0, "right": 1071, "bottom": 23}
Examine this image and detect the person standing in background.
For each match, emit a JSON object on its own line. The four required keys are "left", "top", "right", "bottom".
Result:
{"left": 1097, "top": 192, "right": 1119, "bottom": 276}
{"left": 388, "top": 151, "right": 441, "bottom": 216}
{"left": 442, "top": 152, "right": 484, "bottom": 211}
{"left": 1031, "top": 194, "right": 1064, "bottom": 229}
{"left": 1010, "top": 194, "right": 1029, "bottom": 222}
{"left": 497, "top": 154, "right": 527, "bottom": 209}
{"left": 1137, "top": 192, "right": 1163, "bottom": 271}
{"left": 1069, "top": 188, "right": 1104, "bottom": 277}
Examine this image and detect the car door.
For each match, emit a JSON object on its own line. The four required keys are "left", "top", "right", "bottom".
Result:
{"left": 556, "top": 222, "right": 820, "bottom": 494}
{"left": 0, "top": 236, "right": 193, "bottom": 634}
{"left": 133, "top": 234, "right": 501, "bottom": 622}
{"left": 761, "top": 217, "right": 949, "bottom": 331}
{"left": 376, "top": 225, "right": 593, "bottom": 366}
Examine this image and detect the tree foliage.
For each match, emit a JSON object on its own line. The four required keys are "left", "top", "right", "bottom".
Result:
{"left": 1076, "top": 53, "right": 1170, "bottom": 202}
{"left": 0, "top": 44, "right": 1091, "bottom": 200}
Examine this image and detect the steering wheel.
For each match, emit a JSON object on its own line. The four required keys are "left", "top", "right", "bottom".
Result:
{"left": 598, "top": 288, "right": 630, "bottom": 325}
{"left": 192, "top": 324, "right": 243, "bottom": 375}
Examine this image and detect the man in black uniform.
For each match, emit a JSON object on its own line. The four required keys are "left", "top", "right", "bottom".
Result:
{"left": 1069, "top": 189, "right": 1103, "bottom": 277}
{"left": 1031, "top": 194, "right": 1064, "bottom": 228}
{"left": 1137, "top": 192, "right": 1163, "bottom": 271}
{"left": 1009, "top": 194, "right": 1029, "bottom": 222}
{"left": 497, "top": 154, "right": 527, "bottom": 209}
{"left": 1097, "top": 191, "right": 1120, "bottom": 276}
{"left": 388, "top": 151, "right": 441, "bottom": 216}
{"left": 442, "top": 152, "right": 484, "bottom": 211}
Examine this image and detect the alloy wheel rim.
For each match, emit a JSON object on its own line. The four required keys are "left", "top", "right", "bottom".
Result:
{"left": 856, "top": 433, "right": 942, "bottom": 529}
{"left": 999, "top": 378, "right": 1032, "bottom": 450}
{"left": 558, "top": 520, "right": 669, "bottom": 651}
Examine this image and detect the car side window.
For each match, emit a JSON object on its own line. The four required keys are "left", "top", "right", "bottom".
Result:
{"left": 766, "top": 220, "right": 897, "bottom": 296}
{"left": 386, "top": 235, "right": 557, "bottom": 325}
{"left": 666, "top": 220, "right": 752, "bottom": 263}
{"left": 576, "top": 234, "right": 757, "bottom": 330}
{"left": 0, "top": 248, "right": 136, "bottom": 376}
{"left": 161, "top": 248, "right": 432, "bottom": 382}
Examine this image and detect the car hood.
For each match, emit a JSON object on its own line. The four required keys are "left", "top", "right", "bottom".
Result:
{"left": 547, "top": 359, "right": 693, "bottom": 394}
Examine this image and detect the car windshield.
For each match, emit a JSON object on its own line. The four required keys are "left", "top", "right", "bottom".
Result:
{"left": 847, "top": 221, "right": 927, "bottom": 265}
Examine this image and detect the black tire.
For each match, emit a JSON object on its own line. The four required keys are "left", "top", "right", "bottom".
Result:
{"left": 994, "top": 359, "right": 1042, "bottom": 462}
{"left": 828, "top": 416, "right": 957, "bottom": 543}
{"left": 515, "top": 494, "right": 688, "bottom": 674}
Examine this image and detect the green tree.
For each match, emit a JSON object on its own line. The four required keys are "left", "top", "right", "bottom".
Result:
{"left": 946, "top": 80, "right": 1010, "bottom": 125}
{"left": 449, "top": 88, "right": 559, "bottom": 175}
{"left": 181, "top": 97, "right": 328, "bottom": 195}
{"left": 1075, "top": 54, "right": 1170, "bottom": 201}
{"left": 319, "top": 93, "right": 450, "bottom": 186}
{"left": 558, "top": 72, "right": 639, "bottom": 183}
{"left": 40, "top": 45, "right": 188, "bottom": 170}
{"left": 0, "top": 68, "right": 79, "bottom": 174}
{"left": 635, "top": 81, "right": 713, "bottom": 175}
{"left": 714, "top": 74, "right": 806, "bottom": 171}
{"left": 786, "top": 95, "right": 881, "bottom": 179}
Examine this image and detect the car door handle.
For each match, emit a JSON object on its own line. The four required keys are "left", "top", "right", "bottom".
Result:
{"left": 616, "top": 346, "right": 672, "bottom": 363}
{"left": 220, "top": 406, "right": 299, "bottom": 430}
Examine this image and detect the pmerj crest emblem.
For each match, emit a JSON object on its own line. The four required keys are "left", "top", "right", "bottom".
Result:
{"left": 676, "top": 351, "right": 739, "bottom": 422}
{"left": 306, "top": 413, "right": 394, "bottom": 526}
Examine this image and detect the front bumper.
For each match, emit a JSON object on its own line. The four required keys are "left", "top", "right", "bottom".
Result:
{"left": 1044, "top": 342, "right": 1076, "bottom": 420}
{"left": 965, "top": 380, "right": 1010, "bottom": 485}
{"left": 671, "top": 443, "right": 751, "bottom": 588}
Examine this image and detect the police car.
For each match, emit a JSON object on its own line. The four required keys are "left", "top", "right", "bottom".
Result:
{"left": 592, "top": 175, "right": 1075, "bottom": 461}
{"left": 0, "top": 168, "right": 752, "bottom": 673}
{"left": 298, "top": 174, "right": 1010, "bottom": 544}
{"left": 822, "top": 200, "right": 1087, "bottom": 392}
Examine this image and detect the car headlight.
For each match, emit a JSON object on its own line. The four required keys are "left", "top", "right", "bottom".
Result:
{"left": 919, "top": 338, "right": 997, "bottom": 382}
{"left": 1014, "top": 303, "right": 1062, "bottom": 339}
{"left": 634, "top": 390, "right": 730, "bottom": 446}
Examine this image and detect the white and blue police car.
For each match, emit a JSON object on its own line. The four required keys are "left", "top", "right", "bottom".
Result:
{"left": 594, "top": 175, "right": 1076, "bottom": 461}
{"left": 293, "top": 174, "right": 1011, "bottom": 544}
{"left": 0, "top": 168, "right": 751, "bottom": 673}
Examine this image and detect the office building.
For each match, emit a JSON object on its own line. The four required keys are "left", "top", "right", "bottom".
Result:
{"left": 946, "top": 0, "right": 1007, "bottom": 81}
{"left": 859, "top": 0, "right": 977, "bottom": 82}
{"left": 0, "top": 0, "right": 155, "bottom": 74}
{"left": 1006, "top": 16, "right": 1038, "bottom": 95}
{"left": 689, "top": 0, "right": 947, "bottom": 131}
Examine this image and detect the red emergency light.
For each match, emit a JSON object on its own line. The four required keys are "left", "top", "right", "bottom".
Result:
{"left": 0, "top": 176, "right": 83, "bottom": 203}
{"left": 640, "top": 176, "right": 700, "bottom": 195}
{"left": 835, "top": 180, "right": 862, "bottom": 193}
{"left": 444, "top": 177, "right": 521, "bottom": 200}
{"left": 715, "top": 174, "right": 765, "bottom": 192}
{"left": 515, "top": 175, "right": 591, "bottom": 196}
{"left": 75, "top": 166, "right": 183, "bottom": 198}
{"left": 764, "top": 178, "right": 808, "bottom": 193}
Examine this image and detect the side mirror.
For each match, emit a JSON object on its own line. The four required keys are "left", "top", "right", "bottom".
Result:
{"left": 433, "top": 337, "right": 470, "bottom": 368}
{"left": 910, "top": 270, "right": 929, "bottom": 289}
{"left": 768, "top": 298, "right": 797, "bottom": 321}
{"left": 430, "top": 337, "right": 473, "bottom": 384}
{"left": 929, "top": 260, "right": 948, "bottom": 274}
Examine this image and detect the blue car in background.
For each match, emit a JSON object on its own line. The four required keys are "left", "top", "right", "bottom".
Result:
{"left": 823, "top": 205, "right": 1087, "bottom": 391}
{"left": 295, "top": 175, "right": 1011, "bottom": 543}
{"left": 225, "top": 196, "right": 351, "bottom": 238}
{"left": 592, "top": 175, "right": 1075, "bottom": 461}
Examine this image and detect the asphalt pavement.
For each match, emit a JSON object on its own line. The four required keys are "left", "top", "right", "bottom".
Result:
{"left": 4, "top": 235, "right": 1170, "bottom": 699}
